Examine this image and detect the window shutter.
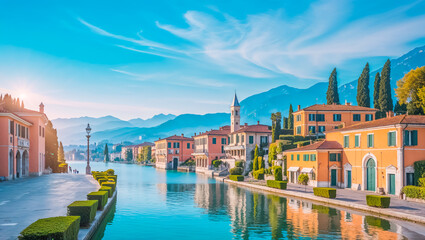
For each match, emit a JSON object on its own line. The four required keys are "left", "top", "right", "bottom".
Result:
{"left": 387, "top": 132, "right": 391, "bottom": 146}
{"left": 404, "top": 130, "right": 409, "bottom": 146}
{"left": 392, "top": 132, "right": 396, "bottom": 146}
{"left": 412, "top": 130, "right": 418, "bottom": 146}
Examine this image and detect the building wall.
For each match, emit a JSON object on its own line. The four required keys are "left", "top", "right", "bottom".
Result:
{"left": 23, "top": 115, "right": 46, "bottom": 176}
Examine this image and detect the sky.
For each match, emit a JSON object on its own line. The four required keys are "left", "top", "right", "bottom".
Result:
{"left": 1, "top": 0, "right": 425, "bottom": 120}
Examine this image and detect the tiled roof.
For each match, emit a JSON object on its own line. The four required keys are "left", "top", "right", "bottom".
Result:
{"left": 295, "top": 104, "right": 378, "bottom": 113}
{"left": 156, "top": 135, "right": 194, "bottom": 142}
{"left": 232, "top": 124, "right": 271, "bottom": 134}
{"left": 327, "top": 115, "right": 425, "bottom": 132}
{"left": 196, "top": 126, "right": 231, "bottom": 137}
{"left": 284, "top": 140, "right": 342, "bottom": 152}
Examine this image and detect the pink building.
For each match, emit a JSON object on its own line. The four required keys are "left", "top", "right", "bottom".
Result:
{"left": 154, "top": 134, "right": 194, "bottom": 170}
{"left": 0, "top": 101, "right": 48, "bottom": 180}
{"left": 192, "top": 126, "right": 230, "bottom": 173}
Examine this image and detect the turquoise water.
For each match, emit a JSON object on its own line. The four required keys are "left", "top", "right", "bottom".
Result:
{"left": 68, "top": 161, "right": 425, "bottom": 240}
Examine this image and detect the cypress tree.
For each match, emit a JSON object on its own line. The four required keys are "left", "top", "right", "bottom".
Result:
{"left": 326, "top": 68, "right": 340, "bottom": 105}
{"left": 379, "top": 59, "right": 393, "bottom": 112}
{"left": 373, "top": 72, "right": 381, "bottom": 109}
{"left": 275, "top": 112, "right": 281, "bottom": 141}
{"left": 104, "top": 144, "right": 110, "bottom": 162}
{"left": 356, "top": 63, "right": 370, "bottom": 107}
{"left": 288, "top": 104, "right": 294, "bottom": 129}
{"left": 283, "top": 117, "right": 288, "bottom": 129}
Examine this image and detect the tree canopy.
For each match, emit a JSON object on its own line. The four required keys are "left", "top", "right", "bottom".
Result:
{"left": 378, "top": 59, "right": 393, "bottom": 112}
{"left": 357, "top": 63, "right": 370, "bottom": 107}
{"left": 396, "top": 66, "right": 425, "bottom": 114}
{"left": 326, "top": 68, "right": 340, "bottom": 105}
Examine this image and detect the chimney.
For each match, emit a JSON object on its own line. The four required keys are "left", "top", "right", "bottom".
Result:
{"left": 244, "top": 123, "right": 248, "bottom": 126}
{"left": 345, "top": 101, "right": 351, "bottom": 106}
{"left": 257, "top": 121, "right": 260, "bottom": 125}
{"left": 387, "top": 111, "right": 394, "bottom": 118}
{"left": 297, "top": 105, "right": 301, "bottom": 111}
{"left": 194, "top": 133, "right": 197, "bottom": 136}
{"left": 181, "top": 134, "right": 184, "bottom": 137}
{"left": 39, "top": 102, "right": 44, "bottom": 113}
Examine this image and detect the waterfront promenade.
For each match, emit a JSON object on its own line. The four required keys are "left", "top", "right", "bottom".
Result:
{"left": 0, "top": 174, "right": 98, "bottom": 240}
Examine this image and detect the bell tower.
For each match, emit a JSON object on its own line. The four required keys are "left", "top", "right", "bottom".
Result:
{"left": 231, "top": 93, "right": 240, "bottom": 133}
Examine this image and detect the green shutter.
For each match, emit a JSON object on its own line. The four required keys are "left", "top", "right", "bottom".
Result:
{"left": 404, "top": 130, "right": 409, "bottom": 146}
{"left": 392, "top": 132, "right": 396, "bottom": 146}
{"left": 412, "top": 130, "right": 418, "bottom": 146}
{"left": 337, "top": 153, "right": 341, "bottom": 162}
{"left": 387, "top": 132, "right": 391, "bottom": 146}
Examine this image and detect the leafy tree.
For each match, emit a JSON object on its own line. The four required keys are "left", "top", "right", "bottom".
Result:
{"left": 298, "top": 174, "right": 309, "bottom": 192}
{"left": 356, "top": 63, "right": 370, "bottom": 107}
{"left": 259, "top": 156, "right": 265, "bottom": 169}
{"left": 396, "top": 66, "right": 425, "bottom": 115}
{"left": 282, "top": 117, "right": 288, "bottom": 129}
{"left": 379, "top": 59, "right": 393, "bottom": 113}
{"left": 143, "top": 146, "right": 152, "bottom": 161}
{"left": 125, "top": 148, "right": 133, "bottom": 162}
{"left": 373, "top": 72, "right": 381, "bottom": 109}
{"left": 58, "top": 142, "right": 65, "bottom": 163}
{"left": 288, "top": 104, "right": 294, "bottom": 129}
{"left": 104, "top": 144, "right": 110, "bottom": 162}
{"left": 268, "top": 143, "right": 277, "bottom": 166}
{"left": 253, "top": 145, "right": 259, "bottom": 171}
{"left": 326, "top": 68, "right": 340, "bottom": 105}
{"left": 271, "top": 112, "right": 282, "bottom": 142}
{"left": 394, "top": 101, "right": 407, "bottom": 115}
{"left": 45, "top": 120, "right": 59, "bottom": 172}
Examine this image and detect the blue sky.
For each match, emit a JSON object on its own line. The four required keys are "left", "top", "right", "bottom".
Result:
{"left": 1, "top": 0, "right": 425, "bottom": 120}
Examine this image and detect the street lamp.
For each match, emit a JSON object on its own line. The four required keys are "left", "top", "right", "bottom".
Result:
{"left": 86, "top": 123, "right": 92, "bottom": 174}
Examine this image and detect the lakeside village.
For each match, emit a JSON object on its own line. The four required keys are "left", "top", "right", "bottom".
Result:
{"left": 3, "top": 63, "right": 425, "bottom": 200}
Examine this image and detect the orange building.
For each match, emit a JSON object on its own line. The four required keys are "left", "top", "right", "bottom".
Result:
{"left": 0, "top": 102, "right": 48, "bottom": 180}
{"left": 286, "top": 114, "right": 425, "bottom": 196}
{"left": 154, "top": 134, "right": 194, "bottom": 170}
{"left": 293, "top": 103, "right": 378, "bottom": 137}
{"left": 192, "top": 126, "right": 230, "bottom": 173}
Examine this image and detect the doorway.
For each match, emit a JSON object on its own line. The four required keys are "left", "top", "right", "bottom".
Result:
{"left": 346, "top": 170, "right": 352, "bottom": 188}
{"left": 388, "top": 174, "right": 395, "bottom": 195}
{"left": 366, "top": 158, "right": 376, "bottom": 191}
{"left": 172, "top": 158, "right": 178, "bottom": 170}
{"left": 331, "top": 169, "right": 337, "bottom": 186}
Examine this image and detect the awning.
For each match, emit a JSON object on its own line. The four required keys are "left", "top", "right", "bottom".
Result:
{"left": 287, "top": 167, "right": 300, "bottom": 172}
{"left": 301, "top": 168, "right": 314, "bottom": 174}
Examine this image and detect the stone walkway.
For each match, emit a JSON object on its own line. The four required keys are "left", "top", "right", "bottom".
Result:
{"left": 0, "top": 174, "right": 98, "bottom": 240}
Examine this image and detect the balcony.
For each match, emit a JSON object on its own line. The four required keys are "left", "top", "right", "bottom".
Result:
{"left": 18, "top": 138, "right": 30, "bottom": 148}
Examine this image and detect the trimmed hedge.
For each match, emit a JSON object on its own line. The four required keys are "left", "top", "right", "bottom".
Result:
{"left": 419, "top": 178, "right": 425, "bottom": 187}
{"left": 67, "top": 200, "right": 98, "bottom": 227}
{"left": 253, "top": 169, "right": 265, "bottom": 180}
{"left": 229, "top": 167, "right": 243, "bottom": 175}
{"left": 98, "top": 178, "right": 108, "bottom": 185}
{"left": 294, "top": 140, "right": 310, "bottom": 147}
{"left": 366, "top": 195, "right": 391, "bottom": 208}
{"left": 229, "top": 175, "right": 244, "bottom": 181}
{"left": 99, "top": 186, "right": 113, "bottom": 198}
{"left": 19, "top": 216, "right": 80, "bottom": 240}
{"left": 107, "top": 175, "right": 117, "bottom": 182}
{"left": 106, "top": 169, "right": 115, "bottom": 175}
{"left": 235, "top": 161, "right": 244, "bottom": 168}
{"left": 87, "top": 191, "right": 108, "bottom": 210}
{"left": 267, "top": 180, "right": 287, "bottom": 190}
{"left": 313, "top": 187, "right": 336, "bottom": 199}
{"left": 273, "top": 166, "right": 283, "bottom": 181}
{"left": 402, "top": 186, "right": 425, "bottom": 200}
{"left": 101, "top": 181, "right": 116, "bottom": 193}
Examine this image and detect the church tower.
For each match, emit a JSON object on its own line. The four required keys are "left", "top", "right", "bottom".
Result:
{"left": 231, "top": 93, "right": 240, "bottom": 133}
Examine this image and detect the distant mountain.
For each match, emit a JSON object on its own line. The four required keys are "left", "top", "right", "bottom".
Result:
{"left": 240, "top": 45, "right": 425, "bottom": 124}
{"left": 128, "top": 114, "right": 176, "bottom": 127}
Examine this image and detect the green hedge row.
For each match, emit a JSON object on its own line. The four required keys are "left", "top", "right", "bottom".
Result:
{"left": 19, "top": 216, "right": 80, "bottom": 240}
{"left": 67, "top": 200, "right": 98, "bottom": 227}
{"left": 253, "top": 169, "right": 264, "bottom": 180}
{"left": 101, "top": 181, "right": 116, "bottom": 193}
{"left": 99, "top": 186, "right": 113, "bottom": 198}
{"left": 402, "top": 186, "right": 425, "bottom": 199}
{"left": 87, "top": 191, "right": 108, "bottom": 210}
{"left": 313, "top": 187, "right": 336, "bottom": 199}
{"left": 229, "top": 175, "right": 244, "bottom": 181}
{"left": 366, "top": 195, "right": 391, "bottom": 208}
{"left": 266, "top": 180, "right": 287, "bottom": 189}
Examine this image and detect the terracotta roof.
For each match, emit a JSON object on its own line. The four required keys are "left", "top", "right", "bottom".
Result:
{"left": 284, "top": 140, "right": 342, "bottom": 152}
{"left": 232, "top": 124, "right": 271, "bottom": 134}
{"left": 294, "top": 104, "right": 378, "bottom": 113}
{"left": 155, "top": 135, "right": 194, "bottom": 142}
{"left": 327, "top": 115, "right": 425, "bottom": 133}
{"left": 196, "top": 126, "right": 230, "bottom": 137}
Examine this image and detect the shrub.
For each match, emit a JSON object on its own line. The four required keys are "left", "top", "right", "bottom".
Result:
{"left": 298, "top": 174, "right": 309, "bottom": 191}
{"left": 235, "top": 160, "right": 244, "bottom": 168}
{"left": 212, "top": 160, "right": 222, "bottom": 168}
{"left": 419, "top": 178, "right": 425, "bottom": 187}
{"left": 402, "top": 186, "right": 425, "bottom": 199}
{"left": 19, "top": 216, "right": 80, "bottom": 240}
{"left": 273, "top": 166, "right": 282, "bottom": 181}
{"left": 67, "top": 200, "right": 98, "bottom": 227}
{"left": 366, "top": 195, "right": 391, "bottom": 208}
{"left": 267, "top": 180, "right": 287, "bottom": 189}
{"left": 229, "top": 167, "right": 243, "bottom": 175}
{"left": 258, "top": 156, "right": 265, "bottom": 169}
{"left": 98, "top": 178, "right": 108, "bottom": 185}
{"left": 107, "top": 175, "right": 117, "bottom": 182}
{"left": 229, "top": 175, "right": 244, "bottom": 181}
{"left": 279, "top": 135, "right": 294, "bottom": 141}
{"left": 106, "top": 169, "right": 115, "bottom": 176}
{"left": 87, "top": 191, "right": 108, "bottom": 210}
{"left": 99, "top": 186, "right": 113, "bottom": 198}
{"left": 253, "top": 169, "right": 265, "bottom": 180}
{"left": 414, "top": 160, "right": 425, "bottom": 185}
{"left": 294, "top": 140, "right": 310, "bottom": 147}
{"left": 101, "top": 181, "right": 116, "bottom": 193}
{"left": 313, "top": 188, "right": 337, "bottom": 199}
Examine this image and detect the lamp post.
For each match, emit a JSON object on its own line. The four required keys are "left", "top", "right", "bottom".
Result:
{"left": 86, "top": 123, "right": 92, "bottom": 174}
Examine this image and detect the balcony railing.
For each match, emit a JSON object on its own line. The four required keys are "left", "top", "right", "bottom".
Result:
{"left": 18, "top": 138, "right": 30, "bottom": 148}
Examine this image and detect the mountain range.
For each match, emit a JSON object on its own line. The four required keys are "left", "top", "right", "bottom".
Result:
{"left": 53, "top": 45, "right": 425, "bottom": 146}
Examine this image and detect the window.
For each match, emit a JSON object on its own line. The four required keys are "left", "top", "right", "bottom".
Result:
{"left": 308, "top": 126, "right": 316, "bottom": 134}
{"left": 235, "top": 110, "right": 238, "bottom": 116}
{"left": 316, "top": 114, "right": 325, "bottom": 122}
{"left": 168, "top": 142, "right": 171, "bottom": 148}
{"left": 353, "top": 114, "right": 361, "bottom": 121}
{"left": 291, "top": 154, "right": 294, "bottom": 161}
{"left": 310, "top": 154, "right": 316, "bottom": 161}
{"left": 260, "top": 136, "right": 268, "bottom": 144}
{"left": 365, "top": 114, "right": 373, "bottom": 121}
{"left": 42, "top": 127, "right": 44, "bottom": 137}
{"left": 249, "top": 136, "right": 254, "bottom": 144}
{"left": 296, "top": 126, "right": 301, "bottom": 135}
{"left": 333, "top": 114, "right": 341, "bottom": 121}
{"left": 236, "top": 135, "right": 239, "bottom": 143}
{"left": 308, "top": 114, "right": 315, "bottom": 121}
{"left": 173, "top": 142, "right": 180, "bottom": 148}
{"left": 9, "top": 120, "right": 14, "bottom": 134}
{"left": 344, "top": 136, "right": 349, "bottom": 148}
{"left": 330, "top": 153, "right": 341, "bottom": 162}
{"left": 297, "top": 154, "right": 300, "bottom": 161}
{"left": 388, "top": 131, "right": 396, "bottom": 146}
{"left": 212, "top": 138, "right": 217, "bottom": 144}
{"left": 367, "top": 134, "right": 374, "bottom": 148}
{"left": 221, "top": 138, "right": 226, "bottom": 144}
{"left": 241, "top": 135, "right": 244, "bottom": 143}
{"left": 221, "top": 146, "right": 224, "bottom": 153}
{"left": 303, "top": 154, "right": 309, "bottom": 161}
{"left": 296, "top": 115, "right": 301, "bottom": 121}
{"left": 228, "top": 137, "right": 230, "bottom": 144}
{"left": 187, "top": 143, "right": 190, "bottom": 149}
{"left": 39, "top": 126, "right": 41, "bottom": 136}
{"left": 231, "top": 135, "right": 234, "bottom": 144}
{"left": 354, "top": 135, "right": 360, "bottom": 147}
{"left": 404, "top": 130, "right": 418, "bottom": 146}
{"left": 318, "top": 126, "right": 325, "bottom": 133}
